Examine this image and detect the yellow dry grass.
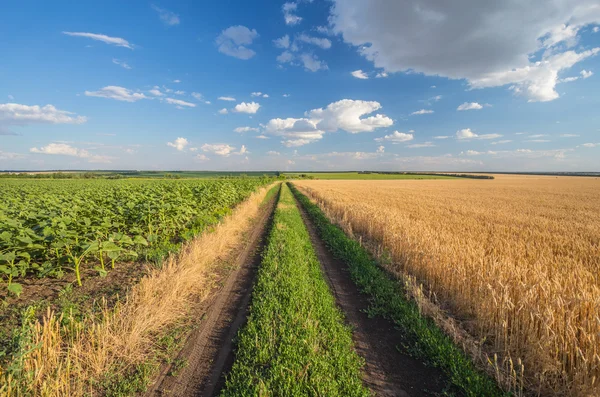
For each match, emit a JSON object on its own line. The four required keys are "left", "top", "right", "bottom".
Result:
{"left": 0, "top": 183, "right": 276, "bottom": 397}
{"left": 295, "top": 176, "right": 600, "bottom": 396}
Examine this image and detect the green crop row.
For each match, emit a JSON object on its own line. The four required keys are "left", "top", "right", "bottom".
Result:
{"left": 222, "top": 183, "right": 368, "bottom": 396}
{"left": 0, "top": 178, "right": 272, "bottom": 295}
{"left": 290, "top": 183, "right": 507, "bottom": 397}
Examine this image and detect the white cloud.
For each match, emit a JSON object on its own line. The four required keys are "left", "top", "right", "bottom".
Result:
{"left": 0, "top": 150, "right": 24, "bottom": 160}
{"left": 329, "top": 1, "right": 600, "bottom": 102}
{"left": 112, "top": 59, "right": 131, "bottom": 69}
{"left": 581, "top": 69, "right": 593, "bottom": 78}
{"left": 411, "top": 109, "right": 434, "bottom": 115}
{"left": 218, "top": 108, "right": 228, "bottom": 114}
{"left": 407, "top": 141, "right": 435, "bottom": 148}
{"left": 191, "top": 92, "right": 210, "bottom": 104}
{"left": 167, "top": 137, "right": 189, "bottom": 151}
{"left": 201, "top": 143, "right": 236, "bottom": 157}
{"left": 267, "top": 150, "right": 280, "bottom": 156}
{"left": 195, "top": 154, "right": 209, "bottom": 161}
{"left": 300, "top": 53, "right": 328, "bottom": 72}
{"left": 218, "top": 96, "right": 236, "bottom": 101}
{"left": 63, "top": 32, "right": 133, "bottom": 49}
{"left": 234, "top": 126, "right": 259, "bottom": 133}
{"left": 375, "top": 71, "right": 388, "bottom": 78}
{"left": 296, "top": 34, "right": 332, "bottom": 49}
{"left": 376, "top": 145, "right": 385, "bottom": 153}
{"left": 274, "top": 35, "right": 291, "bottom": 49}
{"left": 491, "top": 140, "right": 513, "bottom": 144}
{"left": 559, "top": 76, "right": 579, "bottom": 83}
{"left": 265, "top": 99, "right": 392, "bottom": 147}
{"left": 277, "top": 51, "right": 294, "bottom": 63}
{"left": 151, "top": 5, "right": 180, "bottom": 26}
{"left": 375, "top": 131, "right": 414, "bottom": 143}
{"left": 560, "top": 134, "right": 579, "bottom": 137}
{"left": 256, "top": 135, "right": 269, "bottom": 139}
{"left": 582, "top": 143, "right": 599, "bottom": 147}
{"left": 457, "top": 102, "right": 483, "bottom": 111}
{"left": 283, "top": 94, "right": 291, "bottom": 97}
{"left": 173, "top": 79, "right": 181, "bottom": 83}
{"left": 351, "top": 69, "right": 369, "bottom": 79}
{"left": 149, "top": 86, "right": 164, "bottom": 96}
{"left": 456, "top": 128, "right": 502, "bottom": 140}
{"left": 594, "top": 27, "right": 600, "bottom": 33}
{"left": 164, "top": 98, "right": 196, "bottom": 108}
{"left": 216, "top": 26, "right": 259, "bottom": 60}
{"left": 0, "top": 103, "right": 87, "bottom": 126}
{"left": 29, "top": 143, "right": 112, "bottom": 163}
{"left": 85, "top": 86, "right": 147, "bottom": 102}
{"left": 233, "top": 102, "right": 260, "bottom": 114}
{"left": 433, "top": 135, "right": 450, "bottom": 139}
{"left": 528, "top": 134, "right": 548, "bottom": 138}
{"left": 283, "top": 2, "right": 302, "bottom": 25}
{"left": 251, "top": 92, "right": 267, "bottom": 97}
{"left": 174, "top": 90, "right": 185, "bottom": 95}
{"left": 307, "top": 99, "right": 393, "bottom": 133}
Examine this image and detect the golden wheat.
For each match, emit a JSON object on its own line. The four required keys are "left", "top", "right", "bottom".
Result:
{"left": 295, "top": 176, "right": 600, "bottom": 396}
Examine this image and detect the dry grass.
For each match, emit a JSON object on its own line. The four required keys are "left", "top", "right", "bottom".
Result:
{"left": 0, "top": 184, "right": 276, "bottom": 397}
{"left": 295, "top": 176, "right": 600, "bottom": 396}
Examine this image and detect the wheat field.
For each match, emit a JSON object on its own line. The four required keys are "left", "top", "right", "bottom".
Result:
{"left": 295, "top": 176, "right": 600, "bottom": 396}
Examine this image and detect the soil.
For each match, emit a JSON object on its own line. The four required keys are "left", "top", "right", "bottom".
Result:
{"left": 145, "top": 191, "right": 278, "bottom": 397}
{"left": 295, "top": 199, "right": 449, "bottom": 397}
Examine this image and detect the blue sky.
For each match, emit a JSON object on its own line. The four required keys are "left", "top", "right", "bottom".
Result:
{"left": 1, "top": 0, "right": 599, "bottom": 171}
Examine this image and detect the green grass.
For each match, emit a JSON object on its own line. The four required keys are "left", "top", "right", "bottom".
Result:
{"left": 284, "top": 172, "right": 456, "bottom": 180}
{"left": 290, "top": 183, "right": 507, "bottom": 397}
{"left": 222, "top": 183, "right": 368, "bottom": 396}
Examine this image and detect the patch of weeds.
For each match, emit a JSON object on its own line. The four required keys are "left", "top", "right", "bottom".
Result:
{"left": 167, "top": 358, "right": 188, "bottom": 377}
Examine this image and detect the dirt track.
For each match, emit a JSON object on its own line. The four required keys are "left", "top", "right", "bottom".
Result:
{"left": 295, "top": 197, "right": 448, "bottom": 397}
{"left": 145, "top": 189, "right": 277, "bottom": 397}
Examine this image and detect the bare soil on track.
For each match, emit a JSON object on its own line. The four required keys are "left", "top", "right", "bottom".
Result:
{"left": 295, "top": 198, "right": 448, "bottom": 397}
{"left": 145, "top": 191, "right": 278, "bottom": 397}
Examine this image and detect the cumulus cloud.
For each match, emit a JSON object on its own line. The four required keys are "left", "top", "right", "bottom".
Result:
{"left": 195, "top": 154, "right": 209, "bottom": 161}
{"left": 0, "top": 103, "right": 87, "bottom": 126}
{"left": 329, "top": 0, "right": 600, "bottom": 102}
{"left": 299, "top": 53, "right": 328, "bottom": 72}
{"left": 233, "top": 102, "right": 260, "bottom": 114}
{"left": 375, "top": 71, "right": 388, "bottom": 78}
{"left": 581, "top": 69, "right": 593, "bottom": 78}
{"left": 63, "top": 32, "right": 133, "bottom": 49}
{"left": 277, "top": 51, "right": 294, "bottom": 64}
{"left": 167, "top": 137, "right": 189, "bottom": 151}
{"left": 283, "top": 2, "right": 302, "bottom": 25}
{"left": 264, "top": 99, "right": 392, "bottom": 147}
{"left": 216, "top": 26, "right": 259, "bottom": 60}
{"left": 411, "top": 109, "right": 434, "bottom": 115}
{"left": 274, "top": 35, "right": 291, "bottom": 49}
{"left": 560, "top": 134, "right": 579, "bottom": 137}
{"left": 29, "top": 143, "right": 111, "bottom": 163}
{"left": 457, "top": 102, "right": 483, "bottom": 111}
{"left": 267, "top": 150, "right": 280, "bottom": 156}
{"left": 234, "top": 126, "right": 259, "bottom": 133}
{"left": 151, "top": 5, "right": 180, "bottom": 26}
{"left": 456, "top": 128, "right": 502, "bottom": 140}
{"left": 376, "top": 145, "right": 385, "bottom": 153}
{"left": 351, "top": 70, "right": 368, "bottom": 79}
{"left": 296, "top": 34, "right": 332, "bottom": 49}
{"left": 148, "top": 87, "right": 164, "bottom": 96}
{"left": 164, "top": 98, "right": 196, "bottom": 108}
{"left": 251, "top": 92, "right": 269, "bottom": 98}
{"left": 85, "top": 86, "right": 147, "bottom": 102}
{"left": 582, "top": 143, "right": 599, "bottom": 147}
{"left": 433, "top": 135, "right": 450, "bottom": 139}
{"left": 218, "top": 96, "right": 236, "bottom": 101}
{"left": 308, "top": 99, "right": 393, "bottom": 133}
{"left": 201, "top": 143, "right": 236, "bottom": 156}
{"left": 375, "top": 131, "right": 414, "bottom": 143}
{"left": 218, "top": 108, "right": 228, "bottom": 114}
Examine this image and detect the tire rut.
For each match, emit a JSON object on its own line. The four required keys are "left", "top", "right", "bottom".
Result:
{"left": 145, "top": 188, "right": 279, "bottom": 397}
{"left": 294, "top": 196, "right": 447, "bottom": 397}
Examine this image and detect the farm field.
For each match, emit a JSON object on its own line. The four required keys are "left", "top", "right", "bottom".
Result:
{"left": 0, "top": 177, "right": 275, "bottom": 395}
{"left": 284, "top": 171, "right": 456, "bottom": 180}
{"left": 294, "top": 175, "right": 600, "bottom": 396}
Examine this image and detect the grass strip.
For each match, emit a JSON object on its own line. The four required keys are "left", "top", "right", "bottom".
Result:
{"left": 222, "top": 183, "right": 368, "bottom": 396}
{"left": 290, "top": 183, "right": 507, "bottom": 397}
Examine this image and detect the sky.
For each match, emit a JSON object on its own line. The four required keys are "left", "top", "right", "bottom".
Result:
{"left": 1, "top": 0, "right": 599, "bottom": 172}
